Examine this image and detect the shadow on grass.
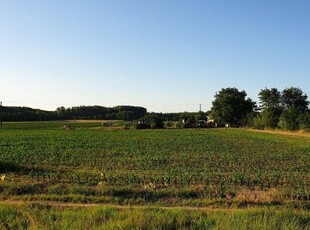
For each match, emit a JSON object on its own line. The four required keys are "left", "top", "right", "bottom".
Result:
{"left": 0, "top": 161, "right": 54, "bottom": 174}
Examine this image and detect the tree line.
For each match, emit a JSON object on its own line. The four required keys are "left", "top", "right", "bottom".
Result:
{"left": 210, "top": 87, "right": 310, "bottom": 130}
{"left": 55, "top": 105, "right": 147, "bottom": 121}
{"left": 1, "top": 105, "right": 147, "bottom": 122}
{"left": 1, "top": 105, "right": 204, "bottom": 124}
{"left": 2, "top": 86, "right": 309, "bottom": 131}
{"left": 1, "top": 107, "right": 58, "bottom": 121}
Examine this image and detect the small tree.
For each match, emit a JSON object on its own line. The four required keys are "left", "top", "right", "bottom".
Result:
{"left": 150, "top": 117, "right": 164, "bottom": 129}
{"left": 278, "top": 108, "right": 300, "bottom": 130}
{"left": 260, "top": 107, "right": 282, "bottom": 129}
{"left": 253, "top": 115, "right": 264, "bottom": 130}
{"left": 298, "top": 113, "right": 310, "bottom": 130}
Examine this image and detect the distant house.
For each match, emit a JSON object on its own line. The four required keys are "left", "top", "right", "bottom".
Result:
{"left": 207, "top": 115, "right": 214, "bottom": 123}
{"left": 206, "top": 115, "right": 217, "bottom": 127}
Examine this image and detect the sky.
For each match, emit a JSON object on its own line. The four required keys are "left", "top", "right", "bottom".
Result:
{"left": 1, "top": 0, "right": 310, "bottom": 112}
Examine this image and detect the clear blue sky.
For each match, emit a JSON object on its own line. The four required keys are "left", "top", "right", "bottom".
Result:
{"left": 1, "top": 0, "right": 309, "bottom": 112}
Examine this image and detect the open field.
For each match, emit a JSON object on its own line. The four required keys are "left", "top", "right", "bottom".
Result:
{"left": 0, "top": 122, "right": 309, "bottom": 228}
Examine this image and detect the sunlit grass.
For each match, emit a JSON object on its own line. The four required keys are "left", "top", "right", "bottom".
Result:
{"left": 0, "top": 204, "right": 309, "bottom": 229}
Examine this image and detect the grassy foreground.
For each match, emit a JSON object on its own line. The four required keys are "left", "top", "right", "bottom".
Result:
{"left": 0, "top": 203, "right": 309, "bottom": 229}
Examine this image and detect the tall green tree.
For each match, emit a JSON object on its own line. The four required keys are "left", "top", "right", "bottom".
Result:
{"left": 257, "top": 88, "right": 282, "bottom": 129}
{"left": 281, "top": 87, "right": 309, "bottom": 112}
{"left": 258, "top": 88, "right": 281, "bottom": 110}
{"left": 278, "top": 87, "right": 309, "bottom": 130}
{"left": 256, "top": 87, "right": 309, "bottom": 130}
{"left": 211, "top": 88, "right": 255, "bottom": 126}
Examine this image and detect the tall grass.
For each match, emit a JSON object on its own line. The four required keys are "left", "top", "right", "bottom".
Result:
{"left": 0, "top": 204, "right": 309, "bottom": 229}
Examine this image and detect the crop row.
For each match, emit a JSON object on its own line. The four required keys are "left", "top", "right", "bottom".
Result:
{"left": 0, "top": 126, "right": 309, "bottom": 201}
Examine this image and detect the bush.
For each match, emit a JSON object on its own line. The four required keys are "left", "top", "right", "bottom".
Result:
{"left": 101, "top": 122, "right": 112, "bottom": 128}
{"left": 278, "top": 108, "right": 300, "bottom": 130}
{"left": 298, "top": 112, "right": 310, "bottom": 130}
{"left": 253, "top": 115, "right": 264, "bottom": 130}
{"left": 135, "top": 115, "right": 164, "bottom": 129}
{"left": 135, "top": 123, "right": 150, "bottom": 129}
{"left": 150, "top": 118, "right": 164, "bottom": 129}
{"left": 261, "top": 108, "right": 282, "bottom": 129}
{"left": 165, "top": 121, "right": 173, "bottom": 128}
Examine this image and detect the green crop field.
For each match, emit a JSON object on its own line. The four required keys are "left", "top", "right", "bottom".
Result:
{"left": 0, "top": 122, "right": 309, "bottom": 229}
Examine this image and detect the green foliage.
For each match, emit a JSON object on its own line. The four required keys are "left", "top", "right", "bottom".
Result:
{"left": 0, "top": 205, "right": 309, "bottom": 229}
{"left": 188, "top": 115, "right": 197, "bottom": 124}
{"left": 2, "top": 106, "right": 57, "bottom": 121}
{"left": 116, "top": 111, "right": 134, "bottom": 121}
{"left": 281, "top": 87, "right": 309, "bottom": 112}
{"left": 136, "top": 113, "right": 164, "bottom": 129}
{"left": 0, "top": 205, "right": 29, "bottom": 229}
{"left": 114, "top": 106, "right": 147, "bottom": 120}
{"left": 258, "top": 88, "right": 281, "bottom": 110}
{"left": 164, "top": 121, "right": 174, "bottom": 128}
{"left": 253, "top": 115, "right": 264, "bottom": 130}
{"left": 3, "top": 105, "right": 147, "bottom": 122}
{"left": 278, "top": 108, "right": 300, "bottom": 130}
{"left": 257, "top": 88, "right": 282, "bottom": 129}
{"left": 57, "top": 105, "right": 147, "bottom": 121}
{"left": 257, "top": 87, "right": 309, "bottom": 130}
{"left": 150, "top": 117, "right": 164, "bottom": 129}
{"left": 0, "top": 123, "right": 309, "bottom": 207}
{"left": 298, "top": 112, "right": 310, "bottom": 130}
{"left": 211, "top": 88, "right": 255, "bottom": 126}
{"left": 261, "top": 108, "right": 282, "bottom": 129}
{"left": 135, "top": 122, "right": 151, "bottom": 129}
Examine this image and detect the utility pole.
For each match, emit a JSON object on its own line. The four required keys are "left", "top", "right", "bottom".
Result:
{"left": 0, "top": 101, "right": 2, "bottom": 127}
{"left": 199, "top": 104, "right": 201, "bottom": 112}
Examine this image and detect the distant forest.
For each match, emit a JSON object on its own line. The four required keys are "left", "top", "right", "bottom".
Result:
{"left": 1, "top": 105, "right": 147, "bottom": 122}
{"left": 0, "top": 105, "right": 202, "bottom": 122}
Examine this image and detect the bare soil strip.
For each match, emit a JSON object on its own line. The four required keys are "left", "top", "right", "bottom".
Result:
{"left": 65, "top": 120, "right": 120, "bottom": 123}
{"left": 242, "top": 128, "right": 310, "bottom": 138}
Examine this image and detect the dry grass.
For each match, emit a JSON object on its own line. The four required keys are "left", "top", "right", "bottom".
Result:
{"left": 243, "top": 128, "right": 310, "bottom": 138}
{"left": 236, "top": 188, "right": 285, "bottom": 204}
{"left": 65, "top": 120, "right": 121, "bottom": 123}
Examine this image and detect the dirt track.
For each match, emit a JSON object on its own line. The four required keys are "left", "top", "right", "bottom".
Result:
{"left": 242, "top": 128, "right": 310, "bottom": 138}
